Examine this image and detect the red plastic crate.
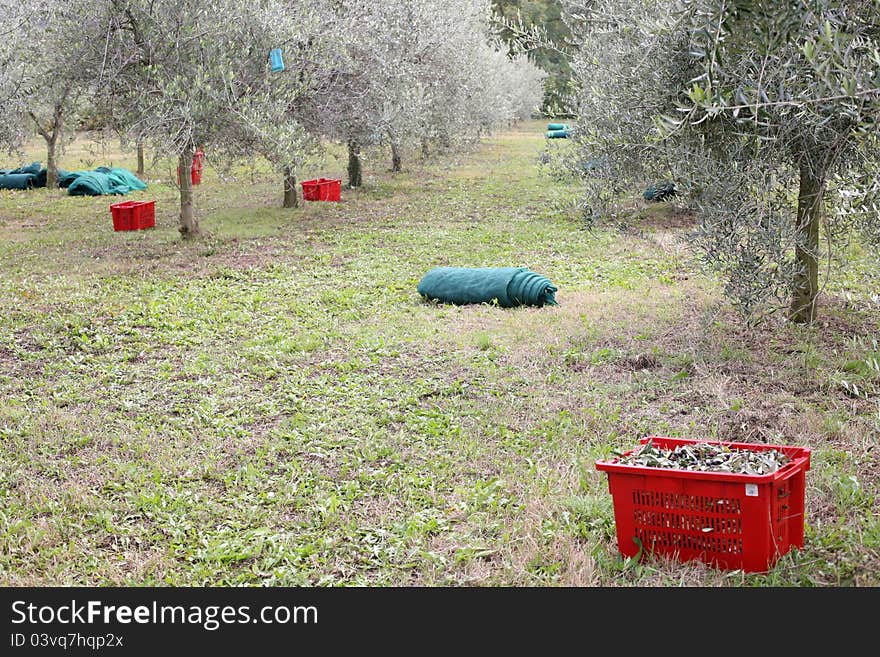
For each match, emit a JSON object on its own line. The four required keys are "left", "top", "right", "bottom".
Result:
{"left": 176, "top": 150, "right": 204, "bottom": 185}
{"left": 192, "top": 149, "right": 204, "bottom": 185}
{"left": 595, "top": 436, "right": 811, "bottom": 572}
{"left": 110, "top": 200, "right": 155, "bottom": 231}
{"left": 301, "top": 177, "right": 341, "bottom": 202}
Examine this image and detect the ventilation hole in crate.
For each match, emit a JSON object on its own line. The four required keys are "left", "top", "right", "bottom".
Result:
{"left": 632, "top": 490, "right": 741, "bottom": 514}
{"left": 632, "top": 490, "right": 744, "bottom": 555}
{"left": 636, "top": 528, "right": 744, "bottom": 555}
{"left": 633, "top": 510, "right": 743, "bottom": 534}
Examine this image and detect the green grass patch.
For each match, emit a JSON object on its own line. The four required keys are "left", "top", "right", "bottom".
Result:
{"left": 0, "top": 121, "right": 878, "bottom": 586}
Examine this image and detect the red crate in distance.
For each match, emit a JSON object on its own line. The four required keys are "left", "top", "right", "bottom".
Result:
{"left": 301, "top": 177, "right": 341, "bottom": 202}
{"left": 111, "top": 200, "right": 155, "bottom": 231}
{"left": 595, "top": 436, "right": 811, "bottom": 573}
{"left": 192, "top": 149, "right": 204, "bottom": 185}
{"left": 176, "top": 150, "right": 204, "bottom": 186}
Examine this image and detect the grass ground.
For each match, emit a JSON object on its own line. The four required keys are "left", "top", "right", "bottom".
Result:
{"left": 0, "top": 121, "right": 878, "bottom": 586}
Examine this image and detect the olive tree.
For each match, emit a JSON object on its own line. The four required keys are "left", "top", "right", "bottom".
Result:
{"left": 562, "top": 0, "right": 880, "bottom": 323}
{"left": 101, "top": 0, "right": 313, "bottom": 236}
{"left": 308, "top": 0, "right": 449, "bottom": 186}
{"left": 556, "top": 1, "right": 693, "bottom": 206}
{"left": 678, "top": 0, "right": 880, "bottom": 323}
{"left": 4, "top": 3, "right": 108, "bottom": 187}
{"left": 239, "top": 1, "right": 341, "bottom": 208}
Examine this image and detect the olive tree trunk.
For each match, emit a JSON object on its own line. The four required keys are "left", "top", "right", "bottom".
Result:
{"left": 178, "top": 147, "right": 198, "bottom": 238}
{"left": 45, "top": 132, "right": 59, "bottom": 189}
{"left": 789, "top": 164, "right": 824, "bottom": 323}
{"left": 283, "top": 166, "right": 298, "bottom": 208}
{"left": 136, "top": 142, "right": 145, "bottom": 177}
{"left": 28, "top": 97, "right": 66, "bottom": 190}
{"left": 390, "top": 140, "right": 402, "bottom": 173}
{"left": 347, "top": 140, "right": 362, "bottom": 188}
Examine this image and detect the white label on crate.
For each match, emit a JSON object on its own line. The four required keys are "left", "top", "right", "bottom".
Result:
{"left": 745, "top": 484, "right": 759, "bottom": 497}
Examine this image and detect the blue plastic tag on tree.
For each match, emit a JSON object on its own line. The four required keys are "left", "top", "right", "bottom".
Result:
{"left": 270, "top": 48, "right": 284, "bottom": 72}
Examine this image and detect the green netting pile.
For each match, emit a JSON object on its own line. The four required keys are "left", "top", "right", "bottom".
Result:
{"left": 67, "top": 167, "right": 148, "bottom": 196}
{"left": 417, "top": 267, "right": 559, "bottom": 308}
{"left": 0, "top": 162, "right": 43, "bottom": 189}
{"left": 0, "top": 161, "right": 147, "bottom": 195}
{"left": 0, "top": 173, "right": 36, "bottom": 189}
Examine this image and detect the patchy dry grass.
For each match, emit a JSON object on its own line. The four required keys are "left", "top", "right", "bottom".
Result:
{"left": 0, "top": 121, "right": 878, "bottom": 586}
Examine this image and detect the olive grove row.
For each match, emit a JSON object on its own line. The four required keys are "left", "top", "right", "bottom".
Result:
{"left": 0, "top": 0, "right": 546, "bottom": 235}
